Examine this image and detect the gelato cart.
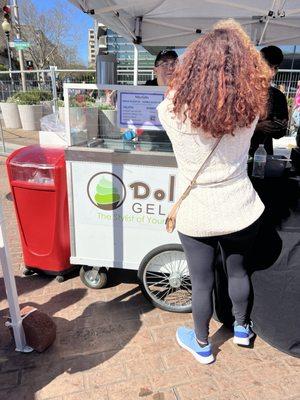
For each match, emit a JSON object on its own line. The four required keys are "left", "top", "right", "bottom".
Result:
{"left": 63, "top": 83, "right": 300, "bottom": 357}
{"left": 63, "top": 83, "right": 191, "bottom": 313}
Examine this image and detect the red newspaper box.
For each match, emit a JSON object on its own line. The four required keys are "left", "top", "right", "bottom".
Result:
{"left": 6, "top": 146, "right": 71, "bottom": 281}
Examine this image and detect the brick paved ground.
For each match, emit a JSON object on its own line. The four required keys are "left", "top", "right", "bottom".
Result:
{"left": 0, "top": 133, "right": 299, "bottom": 400}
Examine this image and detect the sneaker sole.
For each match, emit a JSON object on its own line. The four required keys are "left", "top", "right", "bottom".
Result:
{"left": 176, "top": 332, "right": 215, "bottom": 364}
{"left": 233, "top": 332, "right": 255, "bottom": 346}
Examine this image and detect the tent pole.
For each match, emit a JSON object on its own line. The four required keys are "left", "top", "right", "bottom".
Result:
{"left": 143, "top": 18, "right": 198, "bottom": 32}
{"left": 258, "top": 19, "right": 271, "bottom": 45}
{"left": 94, "top": 0, "right": 145, "bottom": 15}
{"left": 134, "top": 45, "right": 138, "bottom": 86}
{"left": 0, "top": 201, "right": 32, "bottom": 353}
{"left": 143, "top": 31, "right": 196, "bottom": 43}
{"left": 262, "top": 34, "right": 300, "bottom": 45}
{"left": 286, "top": 8, "right": 300, "bottom": 16}
{"left": 258, "top": 0, "right": 276, "bottom": 45}
{"left": 269, "top": 20, "right": 300, "bottom": 30}
{"left": 204, "top": 0, "right": 264, "bottom": 14}
{"left": 114, "top": 12, "right": 137, "bottom": 42}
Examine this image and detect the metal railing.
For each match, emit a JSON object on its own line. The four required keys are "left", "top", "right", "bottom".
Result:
{"left": 0, "top": 68, "right": 154, "bottom": 101}
{"left": 0, "top": 67, "right": 299, "bottom": 155}
{"left": 0, "top": 69, "right": 54, "bottom": 102}
{"left": 274, "top": 69, "right": 300, "bottom": 99}
{"left": 0, "top": 67, "right": 298, "bottom": 100}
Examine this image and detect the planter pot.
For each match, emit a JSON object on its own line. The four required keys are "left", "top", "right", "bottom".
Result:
{"left": 18, "top": 104, "right": 43, "bottom": 131}
{"left": 99, "top": 109, "right": 117, "bottom": 138}
{"left": 0, "top": 102, "right": 22, "bottom": 129}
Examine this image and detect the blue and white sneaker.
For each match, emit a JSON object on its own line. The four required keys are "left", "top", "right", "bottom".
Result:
{"left": 176, "top": 327, "right": 214, "bottom": 364}
{"left": 233, "top": 322, "right": 255, "bottom": 346}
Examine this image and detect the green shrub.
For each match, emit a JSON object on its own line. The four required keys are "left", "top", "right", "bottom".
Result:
{"left": 6, "top": 96, "right": 17, "bottom": 104}
{"left": 57, "top": 97, "right": 115, "bottom": 110}
{"left": 287, "top": 97, "right": 295, "bottom": 109}
{"left": 8, "top": 90, "right": 52, "bottom": 105}
{"left": 0, "top": 64, "right": 9, "bottom": 82}
{"left": 96, "top": 102, "right": 115, "bottom": 110}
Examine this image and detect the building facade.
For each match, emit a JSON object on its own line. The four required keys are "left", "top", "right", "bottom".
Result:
{"left": 88, "top": 22, "right": 155, "bottom": 84}
{"left": 88, "top": 28, "right": 96, "bottom": 66}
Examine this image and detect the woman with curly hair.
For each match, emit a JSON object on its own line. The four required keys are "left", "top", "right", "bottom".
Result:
{"left": 157, "top": 20, "right": 271, "bottom": 364}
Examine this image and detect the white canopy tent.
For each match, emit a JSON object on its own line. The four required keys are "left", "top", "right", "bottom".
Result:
{"left": 70, "top": 0, "right": 300, "bottom": 47}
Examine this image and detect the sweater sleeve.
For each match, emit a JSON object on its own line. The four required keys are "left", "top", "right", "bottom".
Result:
{"left": 157, "top": 96, "right": 174, "bottom": 133}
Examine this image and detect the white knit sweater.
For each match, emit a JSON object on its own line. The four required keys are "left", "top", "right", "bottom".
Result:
{"left": 157, "top": 96, "right": 265, "bottom": 237}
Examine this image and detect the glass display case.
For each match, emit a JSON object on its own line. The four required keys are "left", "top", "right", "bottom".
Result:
{"left": 63, "top": 83, "right": 173, "bottom": 153}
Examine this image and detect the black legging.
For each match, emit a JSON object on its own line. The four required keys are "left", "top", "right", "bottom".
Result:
{"left": 179, "top": 217, "right": 261, "bottom": 342}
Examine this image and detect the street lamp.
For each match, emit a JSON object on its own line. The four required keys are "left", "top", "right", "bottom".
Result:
{"left": 2, "top": 18, "right": 11, "bottom": 33}
{"left": 1, "top": 19, "right": 14, "bottom": 87}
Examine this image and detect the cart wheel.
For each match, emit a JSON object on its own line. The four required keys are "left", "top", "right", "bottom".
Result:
{"left": 56, "top": 275, "right": 65, "bottom": 283}
{"left": 80, "top": 266, "right": 108, "bottom": 289}
{"left": 138, "top": 244, "right": 192, "bottom": 313}
{"left": 23, "top": 267, "right": 35, "bottom": 276}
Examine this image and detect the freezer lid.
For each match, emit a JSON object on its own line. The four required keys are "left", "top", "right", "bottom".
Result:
{"left": 9, "top": 145, "right": 65, "bottom": 169}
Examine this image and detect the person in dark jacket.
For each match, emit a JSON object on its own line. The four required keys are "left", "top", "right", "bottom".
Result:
{"left": 145, "top": 50, "right": 178, "bottom": 86}
{"left": 249, "top": 46, "right": 288, "bottom": 156}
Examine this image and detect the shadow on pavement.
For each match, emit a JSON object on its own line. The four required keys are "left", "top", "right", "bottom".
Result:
{"left": 210, "top": 324, "right": 233, "bottom": 358}
{"left": 0, "top": 285, "right": 153, "bottom": 400}
{"left": 0, "top": 263, "right": 139, "bottom": 305}
{"left": 0, "top": 275, "right": 52, "bottom": 303}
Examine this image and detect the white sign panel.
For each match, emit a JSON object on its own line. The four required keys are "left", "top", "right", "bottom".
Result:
{"left": 118, "top": 91, "right": 164, "bottom": 130}
{"left": 70, "top": 161, "right": 180, "bottom": 269}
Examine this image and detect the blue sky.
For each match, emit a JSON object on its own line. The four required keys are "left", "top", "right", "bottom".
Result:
{"left": 31, "top": 0, "right": 93, "bottom": 65}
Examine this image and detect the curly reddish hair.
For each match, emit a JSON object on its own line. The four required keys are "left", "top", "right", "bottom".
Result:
{"left": 168, "top": 19, "right": 272, "bottom": 137}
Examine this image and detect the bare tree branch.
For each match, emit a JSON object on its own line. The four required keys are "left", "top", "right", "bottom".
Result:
{"left": 19, "top": 0, "right": 82, "bottom": 68}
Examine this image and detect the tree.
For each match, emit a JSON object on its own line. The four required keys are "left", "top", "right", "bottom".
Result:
{"left": 19, "top": 0, "right": 83, "bottom": 68}
{"left": 57, "top": 62, "right": 95, "bottom": 84}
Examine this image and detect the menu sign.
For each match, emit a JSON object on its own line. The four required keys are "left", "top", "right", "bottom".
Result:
{"left": 118, "top": 91, "right": 164, "bottom": 130}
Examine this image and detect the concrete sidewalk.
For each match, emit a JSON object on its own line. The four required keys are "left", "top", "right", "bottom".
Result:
{"left": 0, "top": 154, "right": 299, "bottom": 400}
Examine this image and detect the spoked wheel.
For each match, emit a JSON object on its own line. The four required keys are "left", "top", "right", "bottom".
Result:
{"left": 138, "top": 245, "right": 192, "bottom": 313}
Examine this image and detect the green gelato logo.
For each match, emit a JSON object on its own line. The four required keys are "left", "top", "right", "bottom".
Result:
{"left": 87, "top": 172, "right": 126, "bottom": 210}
